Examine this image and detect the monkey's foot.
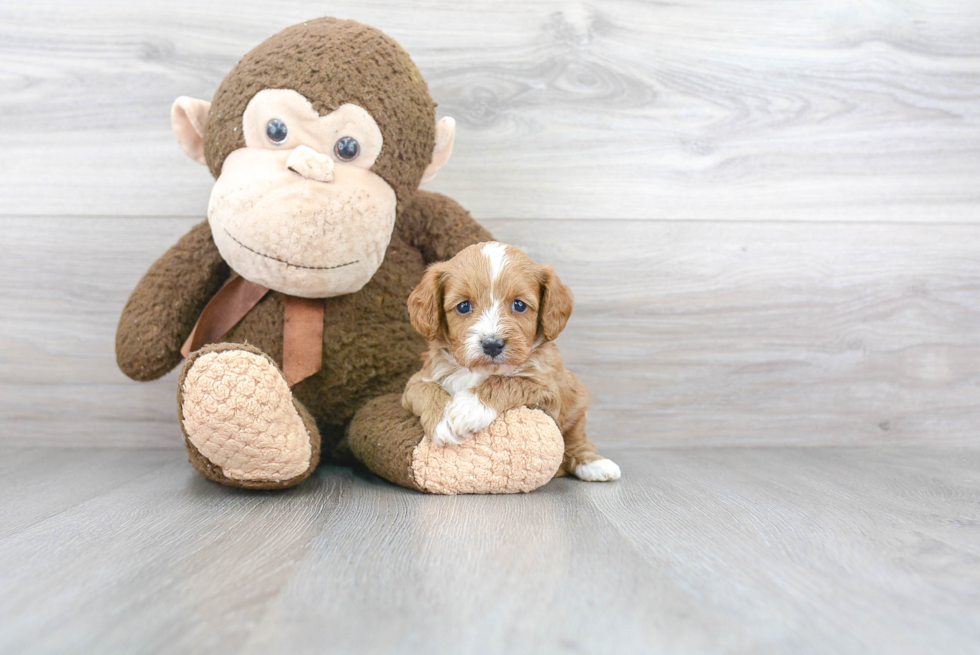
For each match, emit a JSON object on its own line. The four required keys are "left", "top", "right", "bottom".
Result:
{"left": 178, "top": 343, "right": 320, "bottom": 489}
{"left": 348, "top": 394, "right": 564, "bottom": 495}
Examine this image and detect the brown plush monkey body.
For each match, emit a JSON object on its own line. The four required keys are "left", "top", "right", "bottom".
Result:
{"left": 118, "top": 192, "right": 487, "bottom": 484}
{"left": 117, "top": 18, "right": 566, "bottom": 492}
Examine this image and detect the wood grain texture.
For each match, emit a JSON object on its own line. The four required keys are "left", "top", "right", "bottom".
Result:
{"left": 0, "top": 446, "right": 978, "bottom": 654}
{"left": 0, "top": 0, "right": 978, "bottom": 220}
{"left": 3, "top": 216, "right": 979, "bottom": 448}
{"left": 0, "top": 447, "right": 174, "bottom": 538}
{"left": 580, "top": 447, "right": 980, "bottom": 655}
{"left": 0, "top": 451, "right": 351, "bottom": 655}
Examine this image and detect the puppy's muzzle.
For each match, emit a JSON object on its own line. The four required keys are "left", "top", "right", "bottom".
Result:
{"left": 481, "top": 337, "right": 506, "bottom": 358}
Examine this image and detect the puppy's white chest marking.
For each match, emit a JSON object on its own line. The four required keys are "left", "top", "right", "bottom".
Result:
{"left": 424, "top": 351, "right": 486, "bottom": 395}
{"left": 423, "top": 351, "right": 497, "bottom": 445}
{"left": 438, "top": 368, "right": 486, "bottom": 395}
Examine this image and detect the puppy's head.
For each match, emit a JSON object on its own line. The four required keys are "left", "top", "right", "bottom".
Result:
{"left": 407, "top": 242, "right": 573, "bottom": 372}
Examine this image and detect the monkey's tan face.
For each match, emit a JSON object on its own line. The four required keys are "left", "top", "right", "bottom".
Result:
{"left": 207, "top": 89, "right": 396, "bottom": 298}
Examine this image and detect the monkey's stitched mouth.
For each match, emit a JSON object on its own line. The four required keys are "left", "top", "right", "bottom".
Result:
{"left": 223, "top": 229, "right": 359, "bottom": 271}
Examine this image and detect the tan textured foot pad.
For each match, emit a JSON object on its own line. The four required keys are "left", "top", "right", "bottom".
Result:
{"left": 348, "top": 394, "right": 565, "bottom": 495}
{"left": 179, "top": 346, "right": 313, "bottom": 483}
{"left": 412, "top": 408, "right": 565, "bottom": 494}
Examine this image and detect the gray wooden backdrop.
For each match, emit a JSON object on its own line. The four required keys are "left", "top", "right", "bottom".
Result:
{"left": 2, "top": 0, "right": 979, "bottom": 448}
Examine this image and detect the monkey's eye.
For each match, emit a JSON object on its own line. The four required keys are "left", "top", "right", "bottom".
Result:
{"left": 266, "top": 119, "right": 288, "bottom": 145}
{"left": 512, "top": 300, "right": 528, "bottom": 313}
{"left": 334, "top": 136, "right": 360, "bottom": 161}
{"left": 456, "top": 301, "right": 472, "bottom": 315}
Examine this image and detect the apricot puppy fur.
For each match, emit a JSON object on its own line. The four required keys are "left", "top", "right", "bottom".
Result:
{"left": 401, "top": 242, "right": 620, "bottom": 482}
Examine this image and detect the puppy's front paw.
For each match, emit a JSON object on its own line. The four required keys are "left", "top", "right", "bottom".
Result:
{"left": 431, "top": 416, "right": 465, "bottom": 446}
{"left": 574, "top": 458, "right": 621, "bottom": 482}
{"left": 444, "top": 392, "right": 498, "bottom": 442}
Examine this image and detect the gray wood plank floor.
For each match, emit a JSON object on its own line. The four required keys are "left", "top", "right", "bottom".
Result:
{"left": 1, "top": 445, "right": 977, "bottom": 655}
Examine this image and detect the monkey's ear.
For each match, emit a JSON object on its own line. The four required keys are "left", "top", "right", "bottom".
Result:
{"left": 538, "top": 265, "right": 574, "bottom": 342}
{"left": 407, "top": 263, "right": 447, "bottom": 342}
{"left": 420, "top": 117, "right": 456, "bottom": 185}
{"left": 171, "top": 97, "right": 211, "bottom": 165}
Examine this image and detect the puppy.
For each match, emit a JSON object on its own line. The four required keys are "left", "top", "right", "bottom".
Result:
{"left": 401, "top": 242, "right": 620, "bottom": 482}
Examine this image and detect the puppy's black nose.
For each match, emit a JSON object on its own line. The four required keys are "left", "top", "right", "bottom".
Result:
{"left": 481, "top": 337, "right": 506, "bottom": 358}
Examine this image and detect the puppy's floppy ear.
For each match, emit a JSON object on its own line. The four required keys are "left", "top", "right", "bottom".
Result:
{"left": 538, "top": 265, "right": 574, "bottom": 342}
{"left": 408, "top": 263, "right": 447, "bottom": 342}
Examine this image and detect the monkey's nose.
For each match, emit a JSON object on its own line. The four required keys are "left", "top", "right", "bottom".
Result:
{"left": 286, "top": 145, "right": 334, "bottom": 183}
{"left": 481, "top": 337, "right": 506, "bottom": 358}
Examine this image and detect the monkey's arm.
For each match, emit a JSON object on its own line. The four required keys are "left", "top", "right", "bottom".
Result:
{"left": 116, "top": 220, "right": 230, "bottom": 381}
{"left": 397, "top": 190, "right": 494, "bottom": 264}
{"left": 401, "top": 371, "right": 452, "bottom": 438}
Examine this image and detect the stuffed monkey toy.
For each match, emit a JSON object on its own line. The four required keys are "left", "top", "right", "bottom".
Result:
{"left": 116, "top": 17, "right": 566, "bottom": 493}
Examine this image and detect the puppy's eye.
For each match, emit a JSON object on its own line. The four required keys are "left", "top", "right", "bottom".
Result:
{"left": 266, "top": 118, "right": 288, "bottom": 145}
{"left": 512, "top": 300, "right": 527, "bottom": 313}
{"left": 334, "top": 136, "right": 360, "bottom": 161}
{"left": 456, "top": 301, "right": 472, "bottom": 315}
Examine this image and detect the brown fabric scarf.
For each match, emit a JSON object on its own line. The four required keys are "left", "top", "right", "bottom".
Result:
{"left": 181, "top": 275, "right": 324, "bottom": 387}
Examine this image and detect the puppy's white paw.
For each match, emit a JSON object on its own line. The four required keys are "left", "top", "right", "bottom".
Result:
{"left": 444, "top": 391, "right": 498, "bottom": 441}
{"left": 574, "top": 458, "right": 621, "bottom": 482}
{"left": 431, "top": 417, "right": 464, "bottom": 446}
